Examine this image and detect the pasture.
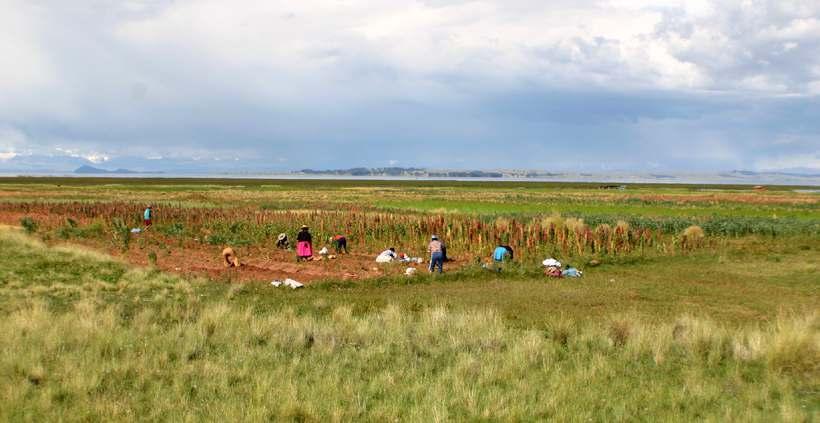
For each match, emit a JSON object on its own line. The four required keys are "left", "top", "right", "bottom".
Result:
{"left": 0, "top": 177, "right": 817, "bottom": 420}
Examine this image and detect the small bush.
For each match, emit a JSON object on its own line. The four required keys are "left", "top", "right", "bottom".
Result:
{"left": 160, "top": 222, "right": 185, "bottom": 237}
{"left": 20, "top": 216, "right": 38, "bottom": 234}
{"left": 110, "top": 218, "right": 131, "bottom": 251}
{"left": 681, "top": 225, "right": 705, "bottom": 251}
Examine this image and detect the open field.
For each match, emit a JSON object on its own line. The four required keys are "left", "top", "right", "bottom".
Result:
{"left": 0, "top": 178, "right": 818, "bottom": 420}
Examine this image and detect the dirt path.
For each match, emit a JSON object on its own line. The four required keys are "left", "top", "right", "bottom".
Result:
{"left": 83, "top": 236, "right": 465, "bottom": 284}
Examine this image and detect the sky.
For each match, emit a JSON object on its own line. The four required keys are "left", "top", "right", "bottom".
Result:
{"left": 1, "top": 0, "right": 819, "bottom": 172}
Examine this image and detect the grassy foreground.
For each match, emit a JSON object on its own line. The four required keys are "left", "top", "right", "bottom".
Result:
{"left": 1, "top": 229, "right": 817, "bottom": 421}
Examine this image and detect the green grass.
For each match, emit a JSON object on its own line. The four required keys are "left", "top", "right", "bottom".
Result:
{"left": 0, "top": 178, "right": 817, "bottom": 420}
{"left": 374, "top": 197, "right": 819, "bottom": 219}
{"left": 0, "top": 229, "right": 818, "bottom": 420}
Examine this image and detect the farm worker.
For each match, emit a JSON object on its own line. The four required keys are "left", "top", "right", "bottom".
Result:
{"left": 222, "top": 247, "right": 240, "bottom": 268}
{"left": 376, "top": 247, "right": 397, "bottom": 263}
{"left": 493, "top": 245, "right": 514, "bottom": 262}
{"left": 296, "top": 225, "right": 313, "bottom": 261}
{"left": 143, "top": 205, "right": 153, "bottom": 228}
{"left": 428, "top": 235, "right": 444, "bottom": 273}
{"left": 329, "top": 234, "right": 348, "bottom": 254}
{"left": 276, "top": 233, "right": 289, "bottom": 249}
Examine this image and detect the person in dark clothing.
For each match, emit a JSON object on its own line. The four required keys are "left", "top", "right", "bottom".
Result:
{"left": 296, "top": 225, "right": 313, "bottom": 261}
{"left": 276, "top": 233, "right": 289, "bottom": 249}
{"left": 329, "top": 235, "right": 348, "bottom": 254}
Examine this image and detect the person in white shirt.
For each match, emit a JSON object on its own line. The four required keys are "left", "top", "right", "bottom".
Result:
{"left": 376, "top": 247, "right": 398, "bottom": 263}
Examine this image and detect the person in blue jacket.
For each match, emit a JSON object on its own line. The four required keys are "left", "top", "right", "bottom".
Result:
{"left": 492, "top": 245, "right": 514, "bottom": 272}
{"left": 143, "top": 205, "right": 153, "bottom": 228}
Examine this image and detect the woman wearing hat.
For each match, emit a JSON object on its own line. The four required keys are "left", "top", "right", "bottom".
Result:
{"left": 296, "top": 225, "right": 313, "bottom": 261}
{"left": 276, "top": 233, "right": 289, "bottom": 249}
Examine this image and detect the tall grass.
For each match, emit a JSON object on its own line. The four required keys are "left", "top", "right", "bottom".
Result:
{"left": 0, "top": 228, "right": 817, "bottom": 420}
{"left": 1, "top": 300, "right": 815, "bottom": 421}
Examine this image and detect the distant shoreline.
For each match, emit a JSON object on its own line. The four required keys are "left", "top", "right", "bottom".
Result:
{"left": 0, "top": 172, "right": 818, "bottom": 188}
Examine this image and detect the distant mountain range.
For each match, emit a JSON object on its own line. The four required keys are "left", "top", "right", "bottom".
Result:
{"left": 74, "top": 165, "right": 144, "bottom": 174}
{"left": 297, "top": 167, "right": 562, "bottom": 178}
{"left": 0, "top": 154, "right": 817, "bottom": 185}
{"left": 724, "top": 169, "right": 820, "bottom": 178}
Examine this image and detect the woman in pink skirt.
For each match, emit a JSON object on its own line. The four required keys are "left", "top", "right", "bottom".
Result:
{"left": 296, "top": 225, "right": 313, "bottom": 261}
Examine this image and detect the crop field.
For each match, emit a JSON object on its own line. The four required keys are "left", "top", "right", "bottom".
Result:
{"left": 0, "top": 177, "right": 817, "bottom": 420}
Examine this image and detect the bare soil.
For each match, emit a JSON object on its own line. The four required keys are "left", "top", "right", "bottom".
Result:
{"left": 0, "top": 210, "right": 463, "bottom": 284}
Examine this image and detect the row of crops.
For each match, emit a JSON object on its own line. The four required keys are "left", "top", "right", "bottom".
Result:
{"left": 4, "top": 201, "right": 817, "bottom": 260}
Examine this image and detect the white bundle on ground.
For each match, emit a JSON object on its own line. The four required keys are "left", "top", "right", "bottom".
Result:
{"left": 542, "top": 258, "right": 561, "bottom": 267}
{"left": 271, "top": 279, "right": 304, "bottom": 289}
{"left": 284, "top": 278, "right": 304, "bottom": 289}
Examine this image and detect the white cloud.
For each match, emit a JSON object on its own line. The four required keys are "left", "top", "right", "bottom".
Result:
{"left": 4, "top": 0, "right": 818, "bottom": 115}
{"left": 0, "top": 125, "right": 28, "bottom": 151}
{"left": 101, "top": 0, "right": 820, "bottom": 97}
{"left": 0, "top": 0, "right": 818, "bottom": 170}
{"left": 53, "top": 147, "right": 110, "bottom": 163}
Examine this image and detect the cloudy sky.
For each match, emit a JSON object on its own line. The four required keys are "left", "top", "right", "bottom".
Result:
{"left": 1, "top": 0, "right": 819, "bottom": 172}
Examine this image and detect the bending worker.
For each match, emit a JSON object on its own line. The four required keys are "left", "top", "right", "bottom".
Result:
{"left": 492, "top": 245, "right": 514, "bottom": 272}
{"left": 222, "top": 247, "right": 241, "bottom": 268}
{"left": 276, "top": 233, "right": 289, "bottom": 249}
{"left": 493, "top": 245, "right": 514, "bottom": 262}
{"left": 376, "top": 247, "right": 397, "bottom": 263}
{"left": 428, "top": 235, "right": 444, "bottom": 273}
{"left": 329, "top": 234, "right": 348, "bottom": 254}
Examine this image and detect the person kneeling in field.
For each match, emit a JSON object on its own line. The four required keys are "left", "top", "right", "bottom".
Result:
{"left": 222, "top": 247, "right": 241, "bottom": 268}
{"left": 376, "top": 247, "right": 397, "bottom": 263}
{"left": 276, "top": 233, "right": 289, "bottom": 249}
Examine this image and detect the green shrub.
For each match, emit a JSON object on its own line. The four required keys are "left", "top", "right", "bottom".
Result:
{"left": 160, "top": 222, "right": 185, "bottom": 237}
{"left": 20, "top": 217, "right": 38, "bottom": 234}
{"left": 110, "top": 218, "right": 131, "bottom": 251}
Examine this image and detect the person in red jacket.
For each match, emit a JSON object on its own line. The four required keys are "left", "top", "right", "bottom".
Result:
{"left": 329, "top": 234, "right": 348, "bottom": 254}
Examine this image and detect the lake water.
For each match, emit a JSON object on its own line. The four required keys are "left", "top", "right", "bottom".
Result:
{"left": 1, "top": 172, "right": 818, "bottom": 187}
